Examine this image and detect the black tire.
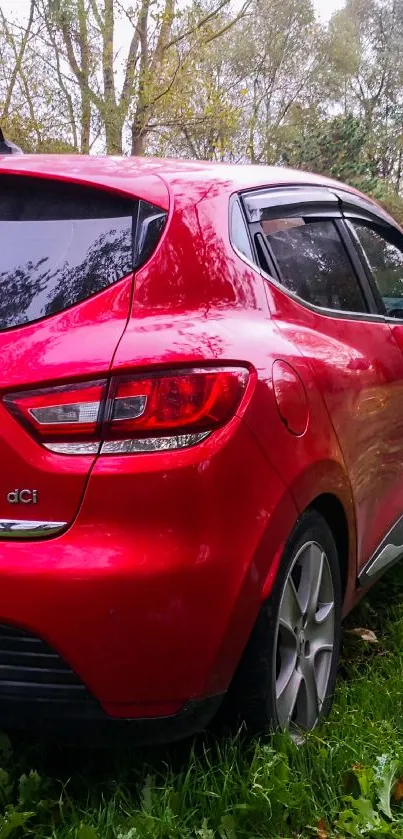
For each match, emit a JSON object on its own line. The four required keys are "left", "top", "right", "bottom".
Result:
{"left": 230, "top": 509, "right": 342, "bottom": 737}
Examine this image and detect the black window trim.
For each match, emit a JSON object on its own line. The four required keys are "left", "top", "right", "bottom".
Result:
{"left": 228, "top": 194, "right": 258, "bottom": 270}
{"left": 239, "top": 185, "right": 390, "bottom": 324}
{"left": 242, "top": 185, "right": 339, "bottom": 222}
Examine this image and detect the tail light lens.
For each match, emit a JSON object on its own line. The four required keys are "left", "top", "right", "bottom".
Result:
{"left": 3, "top": 367, "right": 249, "bottom": 455}
{"left": 4, "top": 380, "right": 107, "bottom": 443}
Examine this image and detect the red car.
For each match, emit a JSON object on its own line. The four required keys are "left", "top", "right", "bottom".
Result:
{"left": 0, "top": 140, "right": 403, "bottom": 742}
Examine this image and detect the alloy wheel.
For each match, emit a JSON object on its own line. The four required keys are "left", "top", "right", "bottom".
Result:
{"left": 274, "top": 540, "right": 335, "bottom": 735}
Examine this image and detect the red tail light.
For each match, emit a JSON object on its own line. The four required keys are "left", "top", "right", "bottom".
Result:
{"left": 3, "top": 367, "right": 249, "bottom": 455}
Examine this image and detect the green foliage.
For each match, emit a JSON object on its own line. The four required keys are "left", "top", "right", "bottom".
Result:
{"left": 284, "top": 114, "right": 378, "bottom": 193}
{"left": 1, "top": 0, "right": 403, "bottom": 229}
{"left": 378, "top": 191, "right": 403, "bottom": 227}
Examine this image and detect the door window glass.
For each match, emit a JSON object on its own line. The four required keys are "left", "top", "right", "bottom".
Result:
{"left": 262, "top": 217, "right": 366, "bottom": 313}
{"left": 351, "top": 222, "right": 403, "bottom": 318}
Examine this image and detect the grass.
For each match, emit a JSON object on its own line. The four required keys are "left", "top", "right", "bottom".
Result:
{"left": 2, "top": 568, "right": 403, "bottom": 838}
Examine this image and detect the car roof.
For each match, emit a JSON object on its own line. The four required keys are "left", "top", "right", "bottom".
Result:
{"left": 0, "top": 153, "right": 379, "bottom": 213}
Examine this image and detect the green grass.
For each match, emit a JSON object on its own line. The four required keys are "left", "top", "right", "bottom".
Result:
{"left": 2, "top": 568, "right": 403, "bottom": 839}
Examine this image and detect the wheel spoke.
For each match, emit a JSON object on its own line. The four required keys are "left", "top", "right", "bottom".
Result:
{"left": 311, "top": 640, "right": 333, "bottom": 657}
{"left": 305, "top": 603, "right": 335, "bottom": 647}
{"left": 299, "top": 656, "right": 320, "bottom": 729}
{"left": 304, "top": 545, "right": 325, "bottom": 621}
{"left": 276, "top": 667, "right": 302, "bottom": 729}
{"left": 276, "top": 629, "right": 298, "bottom": 696}
{"left": 279, "top": 576, "right": 302, "bottom": 632}
{"left": 312, "top": 646, "right": 333, "bottom": 701}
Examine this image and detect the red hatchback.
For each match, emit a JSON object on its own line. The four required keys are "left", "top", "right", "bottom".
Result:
{"left": 0, "top": 149, "right": 403, "bottom": 742}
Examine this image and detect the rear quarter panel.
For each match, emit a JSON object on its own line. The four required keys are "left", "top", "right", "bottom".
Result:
{"left": 113, "top": 180, "right": 357, "bottom": 609}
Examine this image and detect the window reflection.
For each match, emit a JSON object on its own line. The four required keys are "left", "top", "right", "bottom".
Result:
{"left": 352, "top": 222, "right": 403, "bottom": 318}
{"left": 0, "top": 178, "right": 133, "bottom": 330}
{"left": 264, "top": 218, "right": 366, "bottom": 313}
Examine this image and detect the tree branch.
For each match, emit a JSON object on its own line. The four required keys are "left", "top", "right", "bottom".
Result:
{"left": 0, "top": 0, "right": 35, "bottom": 120}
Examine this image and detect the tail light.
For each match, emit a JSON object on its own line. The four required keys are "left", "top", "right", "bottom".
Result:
{"left": 3, "top": 367, "right": 249, "bottom": 455}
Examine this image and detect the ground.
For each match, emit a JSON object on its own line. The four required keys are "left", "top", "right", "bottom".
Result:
{"left": 1, "top": 567, "right": 403, "bottom": 839}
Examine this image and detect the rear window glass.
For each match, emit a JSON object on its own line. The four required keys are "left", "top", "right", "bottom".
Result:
{"left": 0, "top": 176, "right": 134, "bottom": 330}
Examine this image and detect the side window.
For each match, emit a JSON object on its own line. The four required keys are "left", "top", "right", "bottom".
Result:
{"left": 230, "top": 200, "right": 254, "bottom": 262}
{"left": 350, "top": 222, "right": 403, "bottom": 318}
{"left": 261, "top": 217, "right": 367, "bottom": 313}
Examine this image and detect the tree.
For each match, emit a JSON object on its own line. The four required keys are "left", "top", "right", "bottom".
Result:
{"left": 283, "top": 114, "right": 378, "bottom": 190}
{"left": 228, "top": 0, "right": 326, "bottom": 165}
{"left": 326, "top": 0, "right": 403, "bottom": 192}
{"left": 0, "top": 0, "right": 82, "bottom": 151}
{"left": 37, "top": 0, "right": 250, "bottom": 155}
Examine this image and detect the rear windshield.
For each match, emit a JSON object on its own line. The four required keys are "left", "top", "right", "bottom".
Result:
{"left": 0, "top": 176, "right": 134, "bottom": 330}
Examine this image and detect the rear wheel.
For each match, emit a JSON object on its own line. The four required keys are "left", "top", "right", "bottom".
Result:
{"left": 232, "top": 510, "right": 342, "bottom": 738}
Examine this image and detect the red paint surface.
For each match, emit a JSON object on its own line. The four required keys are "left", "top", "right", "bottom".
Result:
{"left": 272, "top": 360, "right": 309, "bottom": 435}
{"left": 0, "top": 154, "right": 398, "bottom": 718}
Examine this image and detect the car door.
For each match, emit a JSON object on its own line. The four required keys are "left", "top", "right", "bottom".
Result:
{"left": 241, "top": 186, "right": 403, "bottom": 578}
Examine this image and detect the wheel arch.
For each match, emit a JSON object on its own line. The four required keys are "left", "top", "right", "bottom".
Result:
{"left": 309, "top": 493, "right": 350, "bottom": 598}
{"left": 284, "top": 459, "right": 358, "bottom": 610}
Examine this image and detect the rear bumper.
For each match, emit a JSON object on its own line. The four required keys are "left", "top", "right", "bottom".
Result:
{"left": 0, "top": 420, "right": 297, "bottom": 735}
{"left": 0, "top": 695, "right": 224, "bottom": 745}
{"left": 0, "top": 624, "right": 223, "bottom": 744}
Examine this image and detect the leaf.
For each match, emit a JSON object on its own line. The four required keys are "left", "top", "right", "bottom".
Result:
{"left": 0, "top": 810, "right": 34, "bottom": 839}
{"left": 336, "top": 797, "right": 381, "bottom": 837}
{"left": 18, "top": 770, "right": 42, "bottom": 807}
{"left": 375, "top": 756, "right": 398, "bottom": 819}
{"left": 195, "top": 819, "right": 215, "bottom": 839}
{"left": 141, "top": 775, "right": 155, "bottom": 814}
{"left": 393, "top": 778, "right": 403, "bottom": 801}
{"left": 349, "top": 763, "right": 374, "bottom": 798}
{"left": 116, "top": 830, "right": 140, "bottom": 839}
{"left": 220, "top": 814, "right": 236, "bottom": 839}
{"left": 0, "top": 770, "right": 12, "bottom": 808}
{"left": 317, "top": 818, "right": 328, "bottom": 839}
{"left": 77, "top": 826, "right": 100, "bottom": 839}
{"left": 346, "top": 628, "right": 378, "bottom": 643}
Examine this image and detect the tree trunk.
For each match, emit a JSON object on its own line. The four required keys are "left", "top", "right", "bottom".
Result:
{"left": 106, "top": 120, "right": 124, "bottom": 155}
{"left": 78, "top": 0, "right": 91, "bottom": 153}
{"left": 131, "top": 119, "right": 146, "bottom": 155}
{"left": 81, "top": 91, "right": 91, "bottom": 153}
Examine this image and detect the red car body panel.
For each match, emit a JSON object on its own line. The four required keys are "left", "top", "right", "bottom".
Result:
{"left": 0, "top": 280, "right": 134, "bottom": 524}
{"left": 266, "top": 285, "right": 403, "bottom": 574}
{"left": 0, "top": 153, "right": 401, "bottom": 731}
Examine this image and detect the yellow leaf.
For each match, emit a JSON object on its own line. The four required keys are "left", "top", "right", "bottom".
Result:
{"left": 346, "top": 628, "right": 378, "bottom": 643}
{"left": 317, "top": 818, "right": 328, "bottom": 839}
{"left": 394, "top": 779, "right": 403, "bottom": 801}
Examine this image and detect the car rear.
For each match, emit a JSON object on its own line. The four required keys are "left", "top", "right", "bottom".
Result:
{"left": 0, "top": 156, "right": 293, "bottom": 741}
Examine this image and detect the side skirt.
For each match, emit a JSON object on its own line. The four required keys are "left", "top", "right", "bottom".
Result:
{"left": 358, "top": 514, "right": 403, "bottom": 587}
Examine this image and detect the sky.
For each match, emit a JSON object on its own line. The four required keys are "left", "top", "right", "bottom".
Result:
{"left": 315, "top": 0, "right": 345, "bottom": 19}
{"left": 1, "top": 0, "right": 346, "bottom": 24}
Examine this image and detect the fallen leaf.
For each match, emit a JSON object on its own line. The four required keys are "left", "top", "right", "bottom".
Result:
{"left": 393, "top": 778, "right": 403, "bottom": 801}
{"left": 346, "top": 628, "right": 378, "bottom": 643}
{"left": 317, "top": 818, "right": 328, "bottom": 839}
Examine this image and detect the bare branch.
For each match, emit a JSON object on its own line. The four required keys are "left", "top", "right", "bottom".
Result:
{"left": 0, "top": 0, "right": 35, "bottom": 120}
